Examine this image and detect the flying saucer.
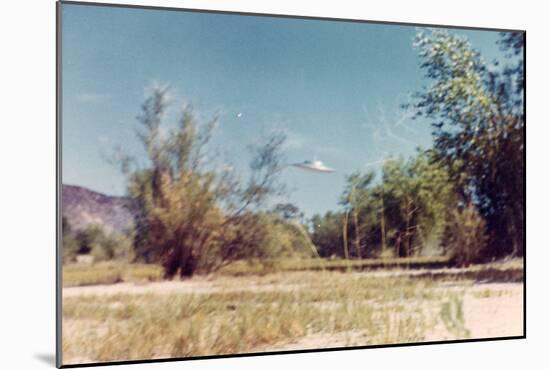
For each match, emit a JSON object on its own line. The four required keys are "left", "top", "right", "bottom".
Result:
{"left": 292, "top": 160, "right": 335, "bottom": 173}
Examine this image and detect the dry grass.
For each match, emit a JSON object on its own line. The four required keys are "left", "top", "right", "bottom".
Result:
{"left": 63, "top": 262, "right": 163, "bottom": 287}
{"left": 64, "top": 272, "right": 462, "bottom": 364}
{"left": 63, "top": 257, "right": 522, "bottom": 287}
{"left": 61, "top": 259, "right": 523, "bottom": 365}
{"left": 62, "top": 257, "right": 447, "bottom": 287}
{"left": 216, "top": 256, "right": 450, "bottom": 276}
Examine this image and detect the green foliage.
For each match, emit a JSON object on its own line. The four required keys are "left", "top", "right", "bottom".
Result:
{"left": 264, "top": 216, "right": 317, "bottom": 258}
{"left": 311, "top": 151, "right": 454, "bottom": 259}
{"left": 99, "top": 29, "right": 523, "bottom": 274}
{"left": 62, "top": 221, "right": 134, "bottom": 264}
{"left": 310, "top": 211, "right": 345, "bottom": 258}
{"left": 381, "top": 151, "right": 455, "bottom": 257}
{"left": 62, "top": 216, "right": 79, "bottom": 263}
{"left": 340, "top": 171, "right": 375, "bottom": 258}
{"left": 411, "top": 29, "right": 524, "bottom": 258}
{"left": 73, "top": 225, "right": 105, "bottom": 255}
{"left": 63, "top": 237, "right": 80, "bottom": 263}
{"left": 90, "top": 231, "right": 134, "bottom": 262}
{"left": 443, "top": 204, "right": 488, "bottom": 267}
{"left": 121, "top": 86, "right": 296, "bottom": 278}
{"left": 310, "top": 30, "right": 523, "bottom": 262}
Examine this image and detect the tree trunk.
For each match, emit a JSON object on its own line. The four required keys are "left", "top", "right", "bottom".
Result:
{"left": 353, "top": 208, "right": 362, "bottom": 259}
{"left": 380, "top": 187, "right": 387, "bottom": 257}
{"left": 342, "top": 211, "right": 350, "bottom": 261}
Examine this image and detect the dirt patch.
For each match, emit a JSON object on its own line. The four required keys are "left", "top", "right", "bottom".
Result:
{"left": 425, "top": 283, "right": 523, "bottom": 341}
{"left": 63, "top": 276, "right": 305, "bottom": 297}
{"left": 256, "top": 330, "right": 370, "bottom": 352}
{"left": 463, "top": 283, "right": 523, "bottom": 338}
{"left": 63, "top": 265, "right": 524, "bottom": 299}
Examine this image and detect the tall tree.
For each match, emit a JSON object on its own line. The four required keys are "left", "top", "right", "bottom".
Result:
{"left": 340, "top": 172, "right": 375, "bottom": 258}
{"left": 410, "top": 29, "right": 524, "bottom": 258}
{"left": 379, "top": 152, "right": 454, "bottom": 257}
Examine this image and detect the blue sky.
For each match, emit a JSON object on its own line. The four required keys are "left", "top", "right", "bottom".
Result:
{"left": 62, "top": 4, "right": 509, "bottom": 218}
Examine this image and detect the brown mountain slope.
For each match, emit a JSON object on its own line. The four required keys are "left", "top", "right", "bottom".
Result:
{"left": 62, "top": 184, "right": 135, "bottom": 234}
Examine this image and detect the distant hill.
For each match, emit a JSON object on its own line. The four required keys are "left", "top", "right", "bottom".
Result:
{"left": 62, "top": 184, "right": 136, "bottom": 234}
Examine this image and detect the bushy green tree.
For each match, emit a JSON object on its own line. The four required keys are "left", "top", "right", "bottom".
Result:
{"left": 340, "top": 172, "right": 375, "bottom": 259}
{"left": 379, "top": 152, "right": 454, "bottom": 257}
{"left": 263, "top": 214, "right": 317, "bottom": 258}
{"left": 410, "top": 29, "right": 524, "bottom": 258}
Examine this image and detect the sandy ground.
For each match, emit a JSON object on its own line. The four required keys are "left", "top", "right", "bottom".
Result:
{"left": 63, "top": 277, "right": 306, "bottom": 297}
{"left": 258, "top": 283, "right": 523, "bottom": 351}
{"left": 457, "top": 283, "right": 523, "bottom": 339}
{"left": 63, "top": 269, "right": 523, "bottom": 348}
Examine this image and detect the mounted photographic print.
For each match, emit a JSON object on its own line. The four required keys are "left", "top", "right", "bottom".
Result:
{"left": 57, "top": 1, "right": 525, "bottom": 367}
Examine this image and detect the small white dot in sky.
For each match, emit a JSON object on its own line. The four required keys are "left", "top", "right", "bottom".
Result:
{"left": 237, "top": 113, "right": 243, "bottom": 118}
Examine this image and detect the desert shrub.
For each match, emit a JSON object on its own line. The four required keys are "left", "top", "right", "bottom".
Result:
{"left": 62, "top": 235, "right": 80, "bottom": 263}
{"left": 68, "top": 225, "right": 134, "bottom": 263}
{"left": 265, "top": 217, "right": 317, "bottom": 258}
{"left": 90, "top": 232, "right": 133, "bottom": 262}
{"left": 120, "top": 86, "right": 288, "bottom": 278}
{"left": 74, "top": 225, "right": 105, "bottom": 255}
{"left": 217, "top": 213, "right": 314, "bottom": 271}
{"left": 443, "top": 204, "right": 488, "bottom": 267}
{"left": 90, "top": 235, "right": 114, "bottom": 262}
